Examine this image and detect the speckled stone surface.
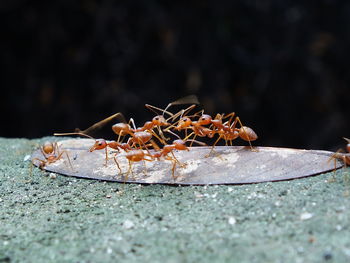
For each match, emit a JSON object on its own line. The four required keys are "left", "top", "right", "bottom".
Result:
{"left": 1, "top": 137, "right": 350, "bottom": 262}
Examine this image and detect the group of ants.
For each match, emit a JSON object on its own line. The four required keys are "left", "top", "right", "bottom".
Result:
{"left": 34, "top": 96, "right": 350, "bottom": 181}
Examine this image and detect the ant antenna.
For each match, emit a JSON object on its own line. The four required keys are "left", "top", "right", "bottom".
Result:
{"left": 163, "top": 95, "right": 200, "bottom": 114}
{"left": 76, "top": 112, "right": 126, "bottom": 135}
{"left": 54, "top": 132, "right": 95, "bottom": 139}
{"left": 343, "top": 137, "right": 350, "bottom": 143}
{"left": 144, "top": 104, "right": 174, "bottom": 117}
{"left": 145, "top": 95, "right": 200, "bottom": 118}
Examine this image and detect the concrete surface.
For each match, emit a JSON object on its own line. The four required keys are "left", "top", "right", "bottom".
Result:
{"left": 0, "top": 137, "right": 350, "bottom": 263}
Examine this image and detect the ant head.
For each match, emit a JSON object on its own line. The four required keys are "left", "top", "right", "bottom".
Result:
{"left": 152, "top": 115, "right": 169, "bottom": 126}
{"left": 198, "top": 114, "right": 212, "bottom": 125}
{"left": 90, "top": 139, "right": 107, "bottom": 152}
{"left": 181, "top": 117, "right": 192, "bottom": 123}
{"left": 42, "top": 142, "right": 55, "bottom": 154}
{"left": 175, "top": 117, "right": 192, "bottom": 130}
{"left": 343, "top": 138, "right": 350, "bottom": 152}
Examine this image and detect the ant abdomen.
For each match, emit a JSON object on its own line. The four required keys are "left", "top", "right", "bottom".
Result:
{"left": 239, "top": 126, "right": 258, "bottom": 142}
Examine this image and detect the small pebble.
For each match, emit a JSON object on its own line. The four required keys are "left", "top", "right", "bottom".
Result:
{"left": 49, "top": 173, "right": 57, "bottom": 179}
{"left": 123, "top": 220, "right": 134, "bottom": 229}
{"left": 300, "top": 212, "right": 313, "bottom": 220}
{"left": 228, "top": 217, "right": 236, "bottom": 225}
{"left": 323, "top": 252, "right": 332, "bottom": 260}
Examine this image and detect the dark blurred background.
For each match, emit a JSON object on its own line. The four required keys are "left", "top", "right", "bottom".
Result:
{"left": 1, "top": 0, "right": 349, "bottom": 150}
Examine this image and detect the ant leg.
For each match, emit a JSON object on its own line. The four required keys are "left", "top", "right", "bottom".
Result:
{"left": 125, "top": 160, "right": 133, "bottom": 182}
{"left": 205, "top": 135, "right": 223, "bottom": 158}
{"left": 142, "top": 160, "right": 148, "bottom": 176}
{"left": 52, "top": 150, "right": 72, "bottom": 171}
{"left": 328, "top": 150, "right": 344, "bottom": 182}
{"left": 39, "top": 147, "right": 48, "bottom": 159}
{"left": 170, "top": 151, "right": 182, "bottom": 166}
{"left": 62, "top": 150, "right": 74, "bottom": 171}
{"left": 140, "top": 157, "right": 154, "bottom": 177}
{"left": 149, "top": 128, "right": 168, "bottom": 145}
{"left": 183, "top": 131, "right": 195, "bottom": 142}
{"left": 117, "top": 132, "right": 123, "bottom": 143}
{"left": 223, "top": 112, "right": 236, "bottom": 124}
{"left": 139, "top": 156, "right": 157, "bottom": 177}
{"left": 113, "top": 156, "right": 122, "bottom": 174}
{"left": 206, "top": 135, "right": 220, "bottom": 156}
{"left": 54, "top": 143, "right": 75, "bottom": 170}
{"left": 32, "top": 158, "right": 46, "bottom": 170}
{"left": 104, "top": 147, "right": 108, "bottom": 166}
{"left": 189, "top": 134, "right": 198, "bottom": 147}
{"left": 164, "top": 155, "right": 178, "bottom": 180}
{"left": 53, "top": 142, "right": 73, "bottom": 171}
{"left": 171, "top": 159, "right": 177, "bottom": 180}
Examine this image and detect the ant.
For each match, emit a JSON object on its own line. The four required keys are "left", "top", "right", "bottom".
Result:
{"left": 85, "top": 113, "right": 168, "bottom": 149}
{"left": 208, "top": 113, "right": 258, "bottom": 153}
{"left": 144, "top": 95, "right": 200, "bottom": 142}
{"left": 330, "top": 137, "right": 350, "bottom": 168}
{"left": 124, "top": 149, "right": 155, "bottom": 180}
{"left": 151, "top": 130, "right": 206, "bottom": 179}
{"left": 112, "top": 120, "right": 165, "bottom": 151}
{"left": 32, "top": 141, "right": 73, "bottom": 170}
{"left": 171, "top": 110, "right": 257, "bottom": 152}
{"left": 171, "top": 111, "right": 214, "bottom": 142}
{"left": 150, "top": 139, "right": 189, "bottom": 180}
{"left": 328, "top": 138, "right": 350, "bottom": 195}
{"left": 54, "top": 132, "right": 130, "bottom": 173}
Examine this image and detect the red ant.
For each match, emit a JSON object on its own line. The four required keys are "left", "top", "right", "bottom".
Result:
{"left": 208, "top": 113, "right": 258, "bottom": 152}
{"left": 150, "top": 139, "right": 189, "bottom": 180}
{"left": 171, "top": 112, "right": 214, "bottom": 142}
{"left": 97, "top": 113, "right": 169, "bottom": 149}
{"left": 55, "top": 131, "right": 159, "bottom": 178}
{"left": 54, "top": 132, "right": 130, "bottom": 173}
{"left": 150, "top": 129, "right": 206, "bottom": 179}
{"left": 121, "top": 131, "right": 204, "bottom": 181}
{"left": 111, "top": 120, "right": 164, "bottom": 150}
{"left": 32, "top": 141, "right": 73, "bottom": 170}
{"left": 171, "top": 110, "right": 257, "bottom": 152}
{"left": 121, "top": 139, "right": 188, "bottom": 181}
{"left": 144, "top": 95, "right": 200, "bottom": 141}
{"left": 124, "top": 149, "right": 155, "bottom": 180}
{"left": 330, "top": 137, "right": 350, "bottom": 168}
